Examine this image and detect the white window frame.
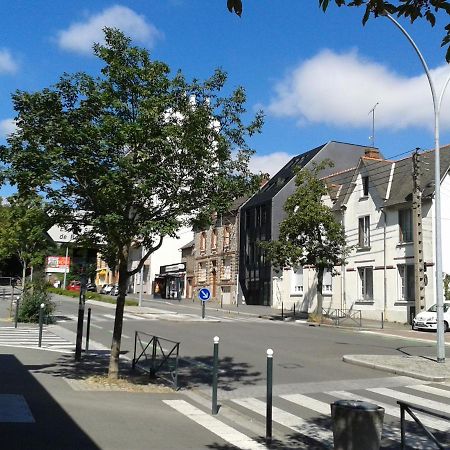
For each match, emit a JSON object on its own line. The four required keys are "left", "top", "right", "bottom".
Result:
{"left": 358, "top": 266, "right": 373, "bottom": 301}
{"left": 291, "top": 267, "right": 303, "bottom": 295}
{"left": 398, "top": 264, "right": 415, "bottom": 301}
{"left": 358, "top": 216, "right": 370, "bottom": 248}
{"left": 362, "top": 176, "right": 369, "bottom": 197}
{"left": 399, "top": 209, "right": 413, "bottom": 243}
{"left": 323, "top": 268, "right": 332, "bottom": 294}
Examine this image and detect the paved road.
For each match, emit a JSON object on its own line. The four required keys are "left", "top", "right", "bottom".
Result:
{"left": 1, "top": 294, "right": 449, "bottom": 449}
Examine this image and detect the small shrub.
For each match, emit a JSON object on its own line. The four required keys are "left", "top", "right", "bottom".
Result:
{"left": 18, "top": 280, "right": 55, "bottom": 323}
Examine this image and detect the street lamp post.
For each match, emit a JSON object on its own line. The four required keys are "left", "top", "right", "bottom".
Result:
{"left": 385, "top": 13, "right": 450, "bottom": 362}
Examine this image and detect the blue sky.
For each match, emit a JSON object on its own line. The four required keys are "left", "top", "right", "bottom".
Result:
{"left": 1, "top": 1, "right": 449, "bottom": 196}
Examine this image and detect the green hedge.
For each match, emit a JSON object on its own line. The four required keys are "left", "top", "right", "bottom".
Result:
{"left": 48, "top": 287, "right": 138, "bottom": 306}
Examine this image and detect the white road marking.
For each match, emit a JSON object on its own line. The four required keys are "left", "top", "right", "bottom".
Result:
{"left": 233, "top": 397, "right": 333, "bottom": 446}
{"left": 329, "top": 390, "right": 450, "bottom": 432}
{"left": 163, "top": 400, "right": 266, "bottom": 450}
{"left": 90, "top": 323, "right": 103, "bottom": 330}
{"left": 407, "top": 384, "right": 450, "bottom": 399}
{"left": 281, "top": 393, "right": 330, "bottom": 415}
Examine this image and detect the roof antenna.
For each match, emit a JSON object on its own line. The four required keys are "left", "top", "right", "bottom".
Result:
{"left": 368, "top": 102, "right": 379, "bottom": 148}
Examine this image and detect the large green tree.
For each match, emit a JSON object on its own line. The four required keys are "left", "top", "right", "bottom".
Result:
{"left": 260, "top": 161, "right": 348, "bottom": 316}
{"left": 228, "top": 0, "right": 450, "bottom": 61}
{"left": 0, "top": 194, "right": 53, "bottom": 283}
{"left": 1, "top": 28, "right": 262, "bottom": 378}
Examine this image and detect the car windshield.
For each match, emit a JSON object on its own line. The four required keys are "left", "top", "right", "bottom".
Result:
{"left": 427, "top": 303, "right": 450, "bottom": 312}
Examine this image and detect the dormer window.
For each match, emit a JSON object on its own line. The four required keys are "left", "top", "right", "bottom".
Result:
{"left": 362, "top": 176, "right": 369, "bottom": 197}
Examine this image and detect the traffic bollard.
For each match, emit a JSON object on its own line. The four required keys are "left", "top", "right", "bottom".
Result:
{"left": 202, "top": 300, "right": 206, "bottom": 319}
{"left": 14, "top": 294, "right": 20, "bottom": 329}
{"left": 381, "top": 312, "right": 384, "bottom": 329}
{"left": 293, "top": 304, "right": 296, "bottom": 319}
{"left": 75, "top": 290, "right": 86, "bottom": 361}
{"left": 85, "top": 307, "right": 92, "bottom": 352}
{"left": 38, "top": 303, "right": 45, "bottom": 347}
{"left": 281, "top": 302, "right": 284, "bottom": 320}
{"left": 266, "top": 348, "right": 274, "bottom": 444}
{"left": 212, "top": 336, "right": 219, "bottom": 415}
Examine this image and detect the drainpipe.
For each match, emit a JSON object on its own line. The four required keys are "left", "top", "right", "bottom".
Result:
{"left": 340, "top": 205, "right": 347, "bottom": 310}
{"left": 381, "top": 207, "right": 387, "bottom": 320}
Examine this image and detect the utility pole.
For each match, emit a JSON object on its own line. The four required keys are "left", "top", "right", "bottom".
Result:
{"left": 412, "top": 149, "right": 425, "bottom": 317}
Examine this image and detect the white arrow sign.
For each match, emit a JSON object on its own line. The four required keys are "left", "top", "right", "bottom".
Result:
{"left": 47, "top": 225, "right": 76, "bottom": 244}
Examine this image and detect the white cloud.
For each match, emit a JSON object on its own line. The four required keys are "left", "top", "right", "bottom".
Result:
{"left": 0, "top": 119, "right": 16, "bottom": 138}
{"left": 250, "top": 151, "right": 294, "bottom": 176}
{"left": 268, "top": 49, "right": 450, "bottom": 131}
{"left": 0, "top": 49, "right": 18, "bottom": 74}
{"left": 57, "top": 5, "right": 162, "bottom": 55}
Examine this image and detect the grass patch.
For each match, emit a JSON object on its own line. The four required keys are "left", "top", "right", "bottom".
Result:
{"left": 48, "top": 287, "right": 138, "bottom": 306}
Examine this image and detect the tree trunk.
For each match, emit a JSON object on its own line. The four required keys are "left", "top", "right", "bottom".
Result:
{"left": 108, "top": 247, "right": 130, "bottom": 379}
{"left": 316, "top": 267, "right": 324, "bottom": 317}
{"left": 21, "top": 262, "right": 26, "bottom": 289}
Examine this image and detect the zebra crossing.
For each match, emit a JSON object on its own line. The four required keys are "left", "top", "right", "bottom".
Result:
{"left": 164, "top": 382, "right": 450, "bottom": 449}
{"left": 0, "top": 326, "right": 74, "bottom": 352}
{"left": 56, "top": 312, "right": 148, "bottom": 323}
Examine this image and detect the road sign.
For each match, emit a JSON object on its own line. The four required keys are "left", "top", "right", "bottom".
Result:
{"left": 198, "top": 288, "right": 211, "bottom": 302}
{"left": 47, "top": 225, "right": 75, "bottom": 244}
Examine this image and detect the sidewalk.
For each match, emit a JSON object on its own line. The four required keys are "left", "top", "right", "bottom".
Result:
{"left": 0, "top": 345, "right": 233, "bottom": 450}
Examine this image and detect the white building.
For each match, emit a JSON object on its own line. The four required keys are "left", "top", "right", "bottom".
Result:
{"left": 275, "top": 146, "right": 450, "bottom": 323}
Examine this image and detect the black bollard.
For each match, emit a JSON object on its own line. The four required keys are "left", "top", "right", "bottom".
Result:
{"left": 85, "top": 307, "right": 92, "bottom": 352}
{"left": 212, "top": 336, "right": 219, "bottom": 415}
{"left": 266, "top": 348, "right": 274, "bottom": 444}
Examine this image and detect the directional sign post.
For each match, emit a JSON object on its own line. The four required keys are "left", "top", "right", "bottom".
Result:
{"left": 198, "top": 288, "right": 211, "bottom": 319}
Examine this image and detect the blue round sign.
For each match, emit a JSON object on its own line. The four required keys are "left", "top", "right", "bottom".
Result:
{"left": 198, "top": 288, "right": 211, "bottom": 302}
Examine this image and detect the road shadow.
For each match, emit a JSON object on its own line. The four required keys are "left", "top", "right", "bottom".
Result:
{"left": 0, "top": 354, "right": 99, "bottom": 450}
{"left": 177, "top": 355, "right": 262, "bottom": 391}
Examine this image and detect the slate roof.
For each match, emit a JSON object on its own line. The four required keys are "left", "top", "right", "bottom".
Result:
{"left": 243, "top": 143, "right": 325, "bottom": 208}
{"left": 324, "top": 145, "right": 450, "bottom": 209}
{"left": 384, "top": 145, "right": 450, "bottom": 206}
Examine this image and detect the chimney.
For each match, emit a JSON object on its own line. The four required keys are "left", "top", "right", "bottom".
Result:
{"left": 364, "top": 147, "right": 382, "bottom": 159}
{"left": 260, "top": 173, "right": 270, "bottom": 188}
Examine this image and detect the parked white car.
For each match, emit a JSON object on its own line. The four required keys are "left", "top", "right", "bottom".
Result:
{"left": 413, "top": 302, "right": 450, "bottom": 332}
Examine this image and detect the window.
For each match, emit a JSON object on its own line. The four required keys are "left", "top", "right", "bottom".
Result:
{"left": 221, "top": 258, "right": 232, "bottom": 280}
{"left": 323, "top": 268, "right": 332, "bottom": 293}
{"left": 358, "top": 216, "right": 370, "bottom": 247}
{"left": 358, "top": 267, "right": 373, "bottom": 300}
{"left": 398, "top": 264, "right": 415, "bottom": 301}
{"left": 291, "top": 267, "right": 303, "bottom": 294}
{"left": 362, "top": 176, "right": 369, "bottom": 197}
{"left": 211, "top": 229, "right": 218, "bottom": 251}
{"left": 200, "top": 232, "right": 206, "bottom": 252}
{"left": 399, "top": 209, "right": 413, "bottom": 243}
{"left": 223, "top": 226, "right": 230, "bottom": 251}
{"left": 197, "top": 262, "right": 207, "bottom": 282}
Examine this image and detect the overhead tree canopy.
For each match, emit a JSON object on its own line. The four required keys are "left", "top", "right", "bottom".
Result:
{"left": 0, "top": 28, "right": 263, "bottom": 377}
{"left": 260, "top": 160, "right": 349, "bottom": 316}
{"left": 227, "top": 0, "right": 450, "bottom": 61}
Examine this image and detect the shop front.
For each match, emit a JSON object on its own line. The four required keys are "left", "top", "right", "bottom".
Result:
{"left": 153, "top": 262, "right": 186, "bottom": 299}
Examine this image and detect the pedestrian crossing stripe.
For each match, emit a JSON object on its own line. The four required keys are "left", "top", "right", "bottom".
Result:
{"left": 408, "top": 384, "right": 450, "bottom": 399}
{"left": 233, "top": 397, "right": 334, "bottom": 446}
{"left": 0, "top": 327, "right": 73, "bottom": 351}
{"left": 328, "top": 389, "right": 450, "bottom": 432}
{"left": 165, "top": 384, "right": 450, "bottom": 449}
{"left": 163, "top": 400, "right": 266, "bottom": 450}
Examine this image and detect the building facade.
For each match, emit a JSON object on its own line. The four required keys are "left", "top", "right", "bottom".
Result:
{"left": 239, "top": 141, "right": 377, "bottom": 306}
{"left": 276, "top": 146, "right": 450, "bottom": 323}
{"left": 193, "top": 198, "right": 246, "bottom": 305}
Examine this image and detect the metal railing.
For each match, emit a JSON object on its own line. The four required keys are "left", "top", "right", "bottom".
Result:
{"left": 322, "top": 308, "right": 362, "bottom": 327}
{"left": 398, "top": 400, "right": 450, "bottom": 449}
{"left": 132, "top": 331, "right": 180, "bottom": 389}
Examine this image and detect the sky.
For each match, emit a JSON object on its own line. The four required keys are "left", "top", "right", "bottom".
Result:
{"left": 1, "top": 1, "right": 449, "bottom": 197}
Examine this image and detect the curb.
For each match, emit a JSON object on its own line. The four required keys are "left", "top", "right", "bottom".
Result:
{"left": 343, "top": 355, "right": 449, "bottom": 382}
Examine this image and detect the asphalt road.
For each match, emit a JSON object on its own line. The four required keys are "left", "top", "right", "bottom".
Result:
{"left": 52, "top": 295, "right": 439, "bottom": 392}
